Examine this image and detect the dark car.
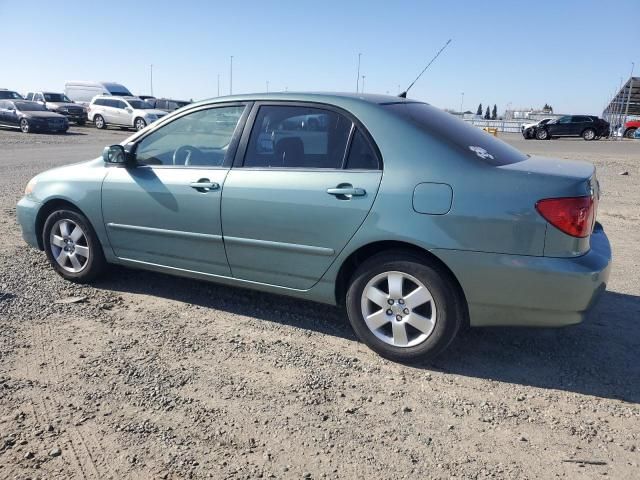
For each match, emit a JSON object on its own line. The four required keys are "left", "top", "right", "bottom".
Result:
{"left": 147, "top": 98, "right": 191, "bottom": 112}
{"left": 534, "top": 115, "right": 610, "bottom": 141}
{"left": 0, "top": 100, "right": 69, "bottom": 133}
{"left": 0, "top": 89, "right": 24, "bottom": 100}
{"left": 25, "top": 91, "right": 87, "bottom": 125}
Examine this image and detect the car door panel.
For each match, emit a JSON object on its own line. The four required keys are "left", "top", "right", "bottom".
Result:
{"left": 102, "top": 167, "right": 231, "bottom": 275}
{"left": 221, "top": 169, "right": 382, "bottom": 289}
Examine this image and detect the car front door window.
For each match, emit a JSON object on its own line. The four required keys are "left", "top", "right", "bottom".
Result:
{"left": 135, "top": 105, "right": 247, "bottom": 167}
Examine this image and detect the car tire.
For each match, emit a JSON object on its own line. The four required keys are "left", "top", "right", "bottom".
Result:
{"left": 94, "top": 115, "right": 106, "bottom": 129}
{"left": 582, "top": 128, "right": 596, "bottom": 141}
{"left": 42, "top": 208, "right": 106, "bottom": 283}
{"left": 345, "top": 251, "right": 464, "bottom": 363}
{"left": 535, "top": 128, "right": 548, "bottom": 140}
{"left": 625, "top": 128, "right": 637, "bottom": 139}
{"left": 134, "top": 117, "right": 147, "bottom": 131}
{"left": 20, "top": 119, "right": 30, "bottom": 134}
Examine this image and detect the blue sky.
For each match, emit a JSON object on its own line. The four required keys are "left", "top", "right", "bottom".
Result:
{"left": 1, "top": 0, "right": 638, "bottom": 115}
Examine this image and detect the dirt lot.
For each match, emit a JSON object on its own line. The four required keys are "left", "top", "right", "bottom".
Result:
{"left": 1, "top": 125, "right": 639, "bottom": 479}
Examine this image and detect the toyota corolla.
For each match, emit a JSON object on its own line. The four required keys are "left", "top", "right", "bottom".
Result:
{"left": 16, "top": 93, "right": 612, "bottom": 362}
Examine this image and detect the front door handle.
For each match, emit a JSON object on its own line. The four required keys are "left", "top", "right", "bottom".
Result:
{"left": 190, "top": 179, "right": 220, "bottom": 192}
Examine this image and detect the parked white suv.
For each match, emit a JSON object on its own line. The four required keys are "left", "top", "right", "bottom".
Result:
{"left": 88, "top": 96, "right": 168, "bottom": 131}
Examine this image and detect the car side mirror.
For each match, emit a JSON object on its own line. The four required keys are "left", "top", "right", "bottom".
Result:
{"left": 103, "top": 145, "right": 132, "bottom": 165}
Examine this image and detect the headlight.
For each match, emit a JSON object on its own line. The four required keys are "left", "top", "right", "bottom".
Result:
{"left": 24, "top": 177, "right": 38, "bottom": 196}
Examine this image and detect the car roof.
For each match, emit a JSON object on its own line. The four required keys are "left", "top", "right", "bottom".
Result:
{"left": 194, "top": 92, "right": 422, "bottom": 108}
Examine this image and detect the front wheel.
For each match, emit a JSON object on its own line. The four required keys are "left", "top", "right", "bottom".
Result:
{"left": 625, "top": 128, "right": 637, "bottom": 139}
{"left": 582, "top": 128, "right": 596, "bottom": 141}
{"left": 535, "top": 128, "right": 548, "bottom": 140}
{"left": 134, "top": 117, "right": 147, "bottom": 131}
{"left": 43, "top": 209, "right": 106, "bottom": 283}
{"left": 345, "top": 252, "right": 464, "bottom": 363}
{"left": 20, "top": 119, "right": 30, "bottom": 133}
{"left": 94, "top": 115, "right": 106, "bottom": 129}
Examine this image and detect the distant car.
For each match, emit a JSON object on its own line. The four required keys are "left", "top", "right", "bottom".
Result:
{"left": 0, "top": 100, "right": 68, "bottom": 133}
{"left": 521, "top": 118, "right": 553, "bottom": 139}
{"left": 147, "top": 98, "right": 191, "bottom": 112}
{"left": 138, "top": 95, "right": 156, "bottom": 102}
{"left": 16, "top": 92, "right": 611, "bottom": 363}
{"left": 0, "top": 89, "right": 24, "bottom": 100}
{"left": 25, "top": 91, "right": 87, "bottom": 125}
{"left": 65, "top": 81, "right": 133, "bottom": 106}
{"left": 623, "top": 120, "right": 640, "bottom": 139}
{"left": 87, "top": 96, "right": 168, "bottom": 131}
{"left": 534, "top": 115, "right": 610, "bottom": 141}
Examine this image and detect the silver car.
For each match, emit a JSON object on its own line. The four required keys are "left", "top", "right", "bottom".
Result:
{"left": 87, "top": 96, "right": 168, "bottom": 131}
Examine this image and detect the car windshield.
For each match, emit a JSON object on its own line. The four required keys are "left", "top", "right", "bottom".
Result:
{"left": 0, "top": 91, "right": 24, "bottom": 99}
{"left": 44, "top": 93, "right": 72, "bottom": 102}
{"left": 15, "top": 102, "right": 47, "bottom": 111}
{"left": 109, "top": 90, "right": 132, "bottom": 96}
{"left": 127, "top": 100, "right": 154, "bottom": 109}
{"left": 539, "top": 119, "right": 551, "bottom": 125}
{"left": 383, "top": 102, "right": 528, "bottom": 166}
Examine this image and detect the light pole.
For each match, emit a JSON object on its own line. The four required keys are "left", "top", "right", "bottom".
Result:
{"left": 229, "top": 56, "right": 234, "bottom": 95}
{"left": 356, "top": 53, "right": 361, "bottom": 93}
{"left": 217, "top": 74, "right": 220, "bottom": 97}
{"left": 459, "top": 92, "right": 464, "bottom": 115}
{"left": 266, "top": 80, "right": 269, "bottom": 93}
{"left": 361, "top": 75, "right": 365, "bottom": 93}
{"left": 150, "top": 64, "right": 153, "bottom": 96}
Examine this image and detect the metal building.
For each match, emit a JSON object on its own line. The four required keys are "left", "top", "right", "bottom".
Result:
{"left": 602, "top": 76, "right": 639, "bottom": 137}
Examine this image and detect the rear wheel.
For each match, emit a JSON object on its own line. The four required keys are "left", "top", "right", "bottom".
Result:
{"left": 20, "top": 119, "right": 30, "bottom": 133}
{"left": 625, "top": 128, "right": 637, "bottom": 139}
{"left": 42, "top": 209, "right": 106, "bottom": 283}
{"left": 535, "top": 128, "right": 548, "bottom": 140}
{"left": 94, "top": 115, "right": 106, "bottom": 129}
{"left": 582, "top": 128, "right": 596, "bottom": 141}
{"left": 345, "top": 251, "right": 463, "bottom": 363}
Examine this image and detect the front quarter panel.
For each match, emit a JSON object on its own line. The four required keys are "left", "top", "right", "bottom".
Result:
{"left": 29, "top": 158, "right": 110, "bottom": 252}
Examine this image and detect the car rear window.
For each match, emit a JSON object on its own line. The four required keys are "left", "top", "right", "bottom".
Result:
{"left": 383, "top": 102, "right": 527, "bottom": 166}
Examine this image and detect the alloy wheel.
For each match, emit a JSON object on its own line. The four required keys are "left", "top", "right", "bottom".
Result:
{"left": 95, "top": 116, "right": 104, "bottom": 129}
{"left": 20, "top": 119, "right": 29, "bottom": 133}
{"left": 360, "top": 271, "right": 437, "bottom": 347}
{"left": 49, "top": 219, "right": 90, "bottom": 273}
{"left": 135, "top": 118, "right": 146, "bottom": 131}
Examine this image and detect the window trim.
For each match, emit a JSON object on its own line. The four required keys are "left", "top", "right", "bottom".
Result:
{"left": 125, "top": 102, "right": 253, "bottom": 170}
{"left": 232, "top": 101, "right": 382, "bottom": 171}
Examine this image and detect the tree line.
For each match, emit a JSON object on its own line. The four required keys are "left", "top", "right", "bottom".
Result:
{"left": 476, "top": 103, "right": 498, "bottom": 120}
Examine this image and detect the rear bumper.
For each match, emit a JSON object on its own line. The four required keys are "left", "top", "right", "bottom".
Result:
{"left": 17, "top": 196, "right": 42, "bottom": 249}
{"left": 432, "top": 223, "right": 612, "bottom": 327}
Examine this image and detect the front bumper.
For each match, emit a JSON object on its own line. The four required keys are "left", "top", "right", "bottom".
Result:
{"left": 432, "top": 223, "right": 612, "bottom": 327}
{"left": 17, "top": 196, "right": 42, "bottom": 249}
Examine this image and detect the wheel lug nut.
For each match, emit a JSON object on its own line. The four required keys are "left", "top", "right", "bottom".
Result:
{"left": 386, "top": 309, "right": 393, "bottom": 315}
{"left": 403, "top": 308, "right": 410, "bottom": 314}
{"left": 387, "top": 299, "right": 394, "bottom": 305}
{"left": 398, "top": 299, "right": 405, "bottom": 305}
{"left": 396, "top": 315, "right": 402, "bottom": 321}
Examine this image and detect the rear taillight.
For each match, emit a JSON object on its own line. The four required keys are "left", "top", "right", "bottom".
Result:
{"left": 535, "top": 196, "right": 595, "bottom": 238}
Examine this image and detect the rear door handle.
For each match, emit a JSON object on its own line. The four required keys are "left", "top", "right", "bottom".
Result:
{"left": 190, "top": 180, "right": 220, "bottom": 192}
{"left": 327, "top": 187, "right": 366, "bottom": 198}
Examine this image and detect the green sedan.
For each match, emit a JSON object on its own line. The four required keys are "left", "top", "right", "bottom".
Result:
{"left": 16, "top": 93, "right": 612, "bottom": 362}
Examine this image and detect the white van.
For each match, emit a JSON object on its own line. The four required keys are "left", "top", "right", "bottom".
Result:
{"left": 64, "top": 81, "right": 133, "bottom": 105}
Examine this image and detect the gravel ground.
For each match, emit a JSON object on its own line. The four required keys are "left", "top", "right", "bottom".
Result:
{"left": 1, "top": 126, "right": 639, "bottom": 479}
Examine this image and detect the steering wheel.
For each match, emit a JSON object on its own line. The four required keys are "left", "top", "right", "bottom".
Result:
{"left": 173, "top": 145, "right": 203, "bottom": 165}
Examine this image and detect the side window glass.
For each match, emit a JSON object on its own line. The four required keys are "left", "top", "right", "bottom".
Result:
{"left": 135, "top": 105, "right": 246, "bottom": 167}
{"left": 244, "top": 105, "right": 352, "bottom": 168}
{"left": 558, "top": 116, "right": 571, "bottom": 124}
{"left": 345, "top": 129, "right": 380, "bottom": 170}
{"left": 25, "top": 93, "right": 33, "bottom": 101}
{"left": 34, "top": 93, "right": 44, "bottom": 102}
{"left": 116, "top": 100, "right": 126, "bottom": 109}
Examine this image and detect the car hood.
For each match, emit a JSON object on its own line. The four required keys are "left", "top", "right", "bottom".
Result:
{"left": 22, "top": 111, "right": 67, "bottom": 119}
{"left": 47, "top": 102, "right": 83, "bottom": 109}
{"left": 522, "top": 121, "right": 539, "bottom": 129}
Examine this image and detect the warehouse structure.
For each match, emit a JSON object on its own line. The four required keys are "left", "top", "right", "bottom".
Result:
{"left": 602, "top": 76, "right": 639, "bottom": 136}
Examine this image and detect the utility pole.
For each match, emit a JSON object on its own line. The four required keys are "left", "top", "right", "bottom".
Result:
{"left": 356, "top": 53, "right": 362, "bottom": 93}
{"left": 623, "top": 62, "right": 635, "bottom": 134}
{"left": 266, "top": 80, "right": 269, "bottom": 93}
{"left": 361, "top": 75, "right": 366, "bottom": 94}
{"left": 459, "top": 92, "right": 464, "bottom": 115}
{"left": 217, "top": 74, "right": 220, "bottom": 97}
{"left": 230, "top": 56, "right": 234, "bottom": 95}
{"left": 150, "top": 64, "right": 153, "bottom": 96}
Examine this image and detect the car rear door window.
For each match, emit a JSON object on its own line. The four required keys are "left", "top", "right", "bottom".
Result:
{"left": 345, "top": 129, "right": 380, "bottom": 170}
{"left": 243, "top": 105, "right": 352, "bottom": 169}
{"left": 135, "top": 105, "right": 247, "bottom": 167}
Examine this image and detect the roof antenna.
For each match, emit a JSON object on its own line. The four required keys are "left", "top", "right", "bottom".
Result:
{"left": 398, "top": 39, "right": 452, "bottom": 98}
